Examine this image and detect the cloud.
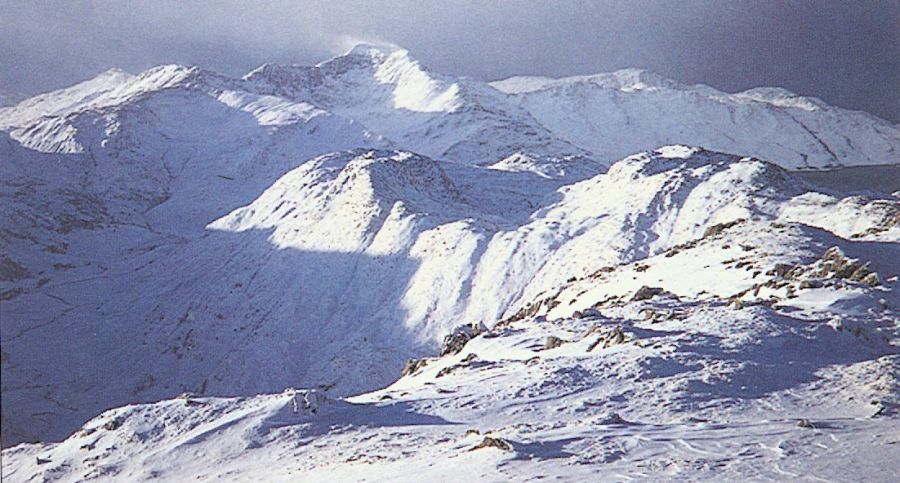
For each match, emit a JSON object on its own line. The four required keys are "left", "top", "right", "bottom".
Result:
{"left": 334, "top": 35, "right": 399, "bottom": 55}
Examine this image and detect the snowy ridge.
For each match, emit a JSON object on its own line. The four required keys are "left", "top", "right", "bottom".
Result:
{"left": 246, "top": 44, "right": 463, "bottom": 114}
{"left": 491, "top": 68, "right": 686, "bottom": 94}
{"left": 0, "top": 65, "right": 224, "bottom": 130}
{"left": 0, "top": 69, "right": 136, "bottom": 125}
{"left": 3, "top": 46, "right": 898, "bottom": 168}
{"left": 208, "top": 149, "right": 467, "bottom": 252}
{"left": 243, "top": 45, "right": 590, "bottom": 168}
{"left": 492, "top": 69, "right": 899, "bottom": 169}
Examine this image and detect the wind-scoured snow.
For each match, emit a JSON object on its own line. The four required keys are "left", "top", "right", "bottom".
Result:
{"left": 1, "top": 44, "right": 899, "bottom": 481}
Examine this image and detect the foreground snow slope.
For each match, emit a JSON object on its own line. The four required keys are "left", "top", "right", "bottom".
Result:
{"left": 3, "top": 207, "right": 898, "bottom": 481}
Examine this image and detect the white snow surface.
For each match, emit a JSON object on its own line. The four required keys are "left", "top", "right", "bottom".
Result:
{"left": 1, "top": 44, "right": 899, "bottom": 481}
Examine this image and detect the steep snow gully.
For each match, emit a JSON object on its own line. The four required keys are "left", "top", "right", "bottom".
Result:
{"left": 1, "top": 44, "right": 899, "bottom": 481}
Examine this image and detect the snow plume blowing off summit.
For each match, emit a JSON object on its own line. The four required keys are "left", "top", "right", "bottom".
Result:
{"left": 0, "top": 44, "right": 899, "bottom": 481}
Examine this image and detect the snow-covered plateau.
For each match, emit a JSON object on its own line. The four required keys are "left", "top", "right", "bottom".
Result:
{"left": 1, "top": 44, "right": 898, "bottom": 481}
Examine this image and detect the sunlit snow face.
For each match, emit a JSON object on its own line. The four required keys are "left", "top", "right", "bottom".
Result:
{"left": 371, "top": 48, "right": 462, "bottom": 113}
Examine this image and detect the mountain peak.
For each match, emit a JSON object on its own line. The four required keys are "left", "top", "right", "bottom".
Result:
{"left": 315, "top": 43, "right": 410, "bottom": 72}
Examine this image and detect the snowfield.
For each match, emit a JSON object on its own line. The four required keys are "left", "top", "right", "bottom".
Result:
{"left": 1, "top": 44, "right": 899, "bottom": 481}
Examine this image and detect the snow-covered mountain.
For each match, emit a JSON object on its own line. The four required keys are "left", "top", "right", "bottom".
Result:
{"left": 1, "top": 44, "right": 899, "bottom": 480}
{"left": 3, "top": 44, "right": 898, "bottom": 171}
{"left": 243, "top": 45, "right": 592, "bottom": 169}
{"left": 492, "top": 69, "right": 900, "bottom": 169}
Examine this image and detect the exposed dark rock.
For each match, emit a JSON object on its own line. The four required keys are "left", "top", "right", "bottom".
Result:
{"left": 470, "top": 436, "right": 513, "bottom": 451}
{"left": 440, "top": 322, "right": 486, "bottom": 356}
{"left": 812, "top": 247, "right": 880, "bottom": 285}
{"left": 436, "top": 353, "right": 484, "bottom": 378}
{"left": 799, "top": 279, "right": 823, "bottom": 289}
{"left": 435, "top": 366, "right": 455, "bottom": 378}
{"left": 728, "top": 298, "right": 744, "bottom": 310}
{"left": 544, "top": 336, "right": 565, "bottom": 350}
{"left": 401, "top": 358, "right": 428, "bottom": 377}
{"left": 507, "top": 300, "right": 543, "bottom": 323}
{"left": 848, "top": 263, "right": 873, "bottom": 281}
{"left": 590, "top": 266, "right": 616, "bottom": 277}
{"left": 592, "top": 295, "right": 623, "bottom": 309}
{"left": 103, "top": 416, "right": 124, "bottom": 431}
{"left": 0, "top": 256, "right": 30, "bottom": 281}
{"left": 1, "top": 288, "right": 24, "bottom": 301}
{"left": 586, "top": 325, "right": 628, "bottom": 352}
{"left": 768, "top": 263, "right": 792, "bottom": 278}
{"left": 630, "top": 286, "right": 666, "bottom": 302}
{"left": 860, "top": 273, "right": 881, "bottom": 286}
{"left": 702, "top": 218, "right": 744, "bottom": 239}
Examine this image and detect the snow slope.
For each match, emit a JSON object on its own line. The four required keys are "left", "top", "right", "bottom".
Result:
{"left": 0, "top": 71, "right": 385, "bottom": 445}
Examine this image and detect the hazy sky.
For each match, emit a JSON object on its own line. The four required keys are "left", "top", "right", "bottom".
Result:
{"left": 2, "top": 0, "right": 897, "bottom": 121}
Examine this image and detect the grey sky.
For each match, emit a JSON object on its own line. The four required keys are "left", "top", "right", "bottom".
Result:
{"left": 2, "top": 0, "right": 897, "bottom": 121}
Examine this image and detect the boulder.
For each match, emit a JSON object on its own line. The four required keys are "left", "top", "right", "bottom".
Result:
{"left": 630, "top": 286, "right": 666, "bottom": 302}
{"left": 544, "top": 336, "right": 565, "bottom": 350}
{"left": 861, "top": 272, "right": 881, "bottom": 286}
{"left": 470, "top": 436, "right": 513, "bottom": 451}
{"left": 401, "top": 358, "right": 428, "bottom": 377}
{"left": 440, "top": 322, "right": 487, "bottom": 356}
{"left": 586, "top": 325, "right": 628, "bottom": 352}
